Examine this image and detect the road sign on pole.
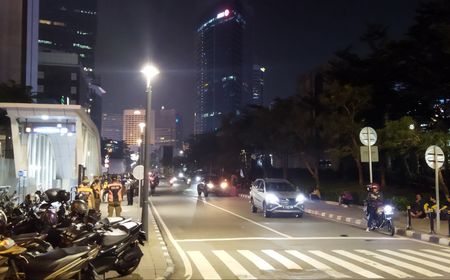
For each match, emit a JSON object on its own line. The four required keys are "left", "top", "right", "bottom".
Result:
{"left": 360, "top": 127, "right": 377, "bottom": 183}
{"left": 360, "top": 146, "right": 379, "bottom": 162}
{"left": 425, "top": 145, "right": 445, "bottom": 232}
{"left": 133, "top": 165, "right": 144, "bottom": 180}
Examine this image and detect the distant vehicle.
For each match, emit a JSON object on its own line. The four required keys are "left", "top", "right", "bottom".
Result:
{"left": 197, "top": 174, "right": 232, "bottom": 197}
{"left": 250, "top": 178, "right": 305, "bottom": 218}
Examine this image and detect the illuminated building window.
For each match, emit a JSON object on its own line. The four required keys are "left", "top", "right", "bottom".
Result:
{"left": 70, "top": 86, "right": 77, "bottom": 94}
{"left": 38, "top": 71, "right": 44, "bottom": 79}
{"left": 38, "top": 39, "right": 52, "bottom": 45}
{"left": 71, "top": 73, "right": 77, "bottom": 81}
{"left": 53, "top": 21, "right": 66, "bottom": 27}
{"left": 39, "top": 19, "right": 51, "bottom": 25}
{"left": 79, "top": 54, "right": 85, "bottom": 58}
{"left": 38, "top": 85, "right": 44, "bottom": 92}
{"left": 73, "top": 43, "right": 92, "bottom": 50}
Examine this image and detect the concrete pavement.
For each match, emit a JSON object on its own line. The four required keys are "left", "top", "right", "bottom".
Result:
{"left": 149, "top": 182, "right": 450, "bottom": 279}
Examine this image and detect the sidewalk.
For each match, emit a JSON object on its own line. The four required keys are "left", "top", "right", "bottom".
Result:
{"left": 238, "top": 193, "right": 450, "bottom": 246}
{"left": 99, "top": 197, "right": 171, "bottom": 279}
{"left": 304, "top": 200, "right": 450, "bottom": 246}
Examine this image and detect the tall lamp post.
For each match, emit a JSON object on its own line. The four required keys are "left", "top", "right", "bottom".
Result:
{"left": 141, "top": 64, "right": 159, "bottom": 240}
{"left": 137, "top": 122, "right": 145, "bottom": 207}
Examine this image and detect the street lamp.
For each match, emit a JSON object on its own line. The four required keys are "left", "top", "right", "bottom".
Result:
{"left": 140, "top": 63, "right": 159, "bottom": 241}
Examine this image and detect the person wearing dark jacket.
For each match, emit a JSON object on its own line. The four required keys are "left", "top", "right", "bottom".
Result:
{"left": 366, "top": 183, "right": 383, "bottom": 231}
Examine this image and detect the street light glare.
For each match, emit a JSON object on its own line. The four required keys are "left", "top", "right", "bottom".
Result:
{"left": 141, "top": 64, "right": 160, "bottom": 82}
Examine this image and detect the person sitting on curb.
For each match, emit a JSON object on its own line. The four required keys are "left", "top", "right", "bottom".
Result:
{"left": 410, "top": 193, "right": 426, "bottom": 218}
{"left": 309, "top": 187, "right": 321, "bottom": 200}
{"left": 338, "top": 191, "right": 353, "bottom": 207}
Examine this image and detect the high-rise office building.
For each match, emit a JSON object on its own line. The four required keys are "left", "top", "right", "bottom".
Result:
{"left": 195, "top": 4, "right": 246, "bottom": 134}
{"left": 251, "top": 65, "right": 265, "bottom": 106}
{"left": 123, "top": 109, "right": 155, "bottom": 150}
{"left": 154, "top": 108, "right": 177, "bottom": 146}
{"left": 101, "top": 113, "right": 123, "bottom": 141}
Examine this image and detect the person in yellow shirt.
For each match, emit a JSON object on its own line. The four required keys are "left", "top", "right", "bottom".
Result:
{"left": 91, "top": 176, "right": 102, "bottom": 211}
{"left": 424, "top": 195, "right": 448, "bottom": 219}
{"left": 77, "top": 177, "right": 95, "bottom": 209}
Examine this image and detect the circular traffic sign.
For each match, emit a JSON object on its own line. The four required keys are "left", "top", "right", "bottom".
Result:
{"left": 359, "top": 127, "right": 377, "bottom": 146}
{"left": 425, "top": 145, "right": 445, "bottom": 169}
{"left": 133, "top": 165, "right": 145, "bottom": 180}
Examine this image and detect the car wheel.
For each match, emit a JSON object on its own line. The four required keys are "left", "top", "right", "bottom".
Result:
{"left": 263, "top": 202, "right": 271, "bottom": 218}
{"left": 296, "top": 213, "right": 303, "bottom": 218}
{"left": 250, "top": 198, "right": 257, "bottom": 213}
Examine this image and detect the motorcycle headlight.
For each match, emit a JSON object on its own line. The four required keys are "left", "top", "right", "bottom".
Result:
{"left": 384, "top": 205, "right": 394, "bottom": 215}
{"left": 266, "top": 193, "right": 279, "bottom": 204}
{"left": 220, "top": 181, "right": 228, "bottom": 189}
{"left": 170, "top": 177, "right": 177, "bottom": 184}
{"left": 296, "top": 194, "right": 306, "bottom": 203}
{"left": 207, "top": 183, "right": 214, "bottom": 189}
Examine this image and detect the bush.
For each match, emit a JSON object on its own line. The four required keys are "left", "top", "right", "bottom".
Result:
{"left": 391, "top": 196, "right": 409, "bottom": 211}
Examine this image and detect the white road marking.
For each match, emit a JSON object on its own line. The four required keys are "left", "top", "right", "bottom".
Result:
{"left": 309, "top": 250, "right": 383, "bottom": 278}
{"left": 192, "top": 198, "right": 292, "bottom": 238}
{"left": 150, "top": 199, "right": 193, "bottom": 279}
{"left": 175, "top": 236, "right": 401, "bottom": 242}
{"left": 238, "top": 250, "right": 275, "bottom": 270}
{"left": 286, "top": 250, "right": 350, "bottom": 278}
{"left": 262, "top": 250, "right": 302, "bottom": 270}
{"left": 356, "top": 250, "right": 442, "bottom": 277}
{"left": 421, "top": 249, "right": 450, "bottom": 258}
{"left": 443, "top": 249, "right": 450, "bottom": 252}
{"left": 378, "top": 250, "right": 450, "bottom": 273}
{"left": 333, "top": 250, "right": 412, "bottom": 278}
{"left": 187, "top": 251, "right": 221, "bottom": 280}
{"left": 399, "top": 249, "right": 450, "bottom": 264}
{"left": 213, "top": 250, "right": 256, "bottom": 280}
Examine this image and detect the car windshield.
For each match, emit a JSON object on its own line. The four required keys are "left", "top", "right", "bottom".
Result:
{"left": 266, "top": 182, "right": 296, "bottom": 192}
{"left": 206, "top": 176, "right": 219, "bottom": 182}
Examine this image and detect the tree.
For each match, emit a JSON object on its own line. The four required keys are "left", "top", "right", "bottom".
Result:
{"left": 320, "top": 82, "right": 372, "bottom": 185}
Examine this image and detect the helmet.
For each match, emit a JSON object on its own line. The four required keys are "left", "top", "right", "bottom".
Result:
{"left": 82, "top": 176, "right": 90, "bottom": 184}
{"left": 40, "top": 209, "right": 58, "bottom": 226}
{"left": 367, "top": 183, "right": 380, "bottom": 192}
{"left": 71, "top": 199, "right": 88, "bottom": 216}
{"left": 57, "top": 190, "right": 70, "bottom": 203}
{"left": 0, "top": 209, "right": 7, "bottom": 234}
{"left": 45, "top": 188, "right": 61, "bottom": 203}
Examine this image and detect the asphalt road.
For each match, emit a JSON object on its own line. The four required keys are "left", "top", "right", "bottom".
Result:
{"left": 150, "top": 182, "right": 450, "bottom": 280}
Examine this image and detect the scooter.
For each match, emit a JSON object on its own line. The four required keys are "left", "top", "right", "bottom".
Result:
{"left": 0, "top": 238, "right": 100, "bottom": 280}
{"left": 364, "top": 203, "right": 395, "bottom": 236}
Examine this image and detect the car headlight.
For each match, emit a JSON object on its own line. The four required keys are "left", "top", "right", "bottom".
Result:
{"left": 207, "top": 183, "right": 214, "bottom": 189}
{"left": 296, "top": 194, "right": 306, "bottom": 203}
{"left": 220, "top": 181, "right": 228, "bottom": 189}
{"left": 266, "top": 193, "right": 279, "bottom": 204}
{"left": 195, "top": 176, "right": 201, "bottom": 182}
{"left": 170, "top": 177, "right": 177, "bottom": 184}
{"left": 384, "top": 205, "right": 394, "bottom": 215}
{"left": 178, "top": 172, "right": 184, "bottom": 178}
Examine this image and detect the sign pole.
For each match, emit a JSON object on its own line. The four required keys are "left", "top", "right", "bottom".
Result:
{"left": 367, "top": 127, "right": 373, "bottom": 183}
{"left": 434, "top": 146, "right": 441, "bottom": 232}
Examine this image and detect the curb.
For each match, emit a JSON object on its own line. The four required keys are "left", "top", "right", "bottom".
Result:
{"left": 149, "top": 204, "right": 175, "bottom": 280}
{"left": 238, "top": 194, "right": 450, "bottom": 246}
{"left": 304, "top": 208, "right": 450, "bottom": 246}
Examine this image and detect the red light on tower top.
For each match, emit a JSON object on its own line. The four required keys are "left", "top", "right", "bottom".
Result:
{"left": 224, "top": 9, "right": 230, "bottom": 16}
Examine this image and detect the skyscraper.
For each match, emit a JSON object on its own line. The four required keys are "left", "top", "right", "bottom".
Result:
{"left": 123, "top": 109, "right": 155, "bottom": 150}
{"left": 251, "top": 64, "right": 265, "bottom": 106}
{"left": 195, "top": 4, "right": 246, "bottom": 134}
{"left": 101, "top": 113, "right": 123, "bottom": 141}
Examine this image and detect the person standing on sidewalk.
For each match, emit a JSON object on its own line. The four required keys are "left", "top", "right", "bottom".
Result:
{"left": 106, "top": 175, "right": 124, "bottom": 217}
{"left": 125, "top": 176, "right": 135, "bottom": 206}
{"left": 77, "top": 177, "right": 95, "bottom": 210}
{"left": 366, "top": 183, "right": 383, "bottom": 231}
{"left": 91, "top": 177, "right": 102, "bottom": 212}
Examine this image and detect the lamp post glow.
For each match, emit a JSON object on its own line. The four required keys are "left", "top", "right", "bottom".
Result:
{"left": 140, "top": 64, "right": 159, "bottom": 241}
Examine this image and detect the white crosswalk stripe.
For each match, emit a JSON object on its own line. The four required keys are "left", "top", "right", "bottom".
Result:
{"left": 309, "top": 250, "right": 383, "bottom": 278}
{"left": 400, "top": 249, "right": 450, "bottom": 264}
{"left": 356, "top": 250, "right": 442, "bottom": 277}
{"left": 333, "top": 250, "right": 413, "bottom": 278}
{"left": 262, "top": 249, "right": 302, "bottom": 270}
{"left": 213, "top": 250, "right": 256, "bottom": 280}
{"left": 286, "top": 250, "right": 350, "bottom": 278}
{"left": 379, "top": 249, "right": 450, "bottom": 273}
{"left": 238, "top": 250, "right": 275, "bottom": 271}
{"left": 187, "top": 251, "right": 221, "bottom": 280}
{"left": 421, "top": 249, "right": 450, "bottom": 258}
{"left": 186, "top": 248, "right": 450, "bottom": 279}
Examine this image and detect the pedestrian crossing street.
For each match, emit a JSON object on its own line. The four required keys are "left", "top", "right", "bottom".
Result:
{"left": 187, "top": 248, "right": 450, "bottom": 279}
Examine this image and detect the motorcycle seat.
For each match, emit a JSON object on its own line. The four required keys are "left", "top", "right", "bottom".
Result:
{"left": 24, "top": 246, "right": 90, "bottom": 273}
{"left": 102, "top": 228, "right": 128, "bottom": 247}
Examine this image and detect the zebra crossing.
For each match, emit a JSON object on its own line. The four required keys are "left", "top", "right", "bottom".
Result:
{"left": 186, "top": 248, "right": 450, "bottom": 279}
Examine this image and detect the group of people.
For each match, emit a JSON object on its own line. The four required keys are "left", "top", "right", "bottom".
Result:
{"left": 410, "top": 193, "right": 450, "bottom": 220}
{"left": 76, "top": 174, "right": 136, "bottom": 217}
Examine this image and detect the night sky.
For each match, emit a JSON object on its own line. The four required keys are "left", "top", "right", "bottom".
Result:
{"left": 96, "top": 0, "right": 420, "bottom": 137}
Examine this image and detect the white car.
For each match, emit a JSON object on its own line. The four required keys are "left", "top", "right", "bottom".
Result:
{"left": 250, "top": 178, "right": 305, "bottom": 218}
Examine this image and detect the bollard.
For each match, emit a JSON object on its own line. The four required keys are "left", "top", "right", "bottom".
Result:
{"left": 406, "top": 206, "right": 412, "bottom": 230}
{"left": 429, "top": 211, "right": 436, "bottom": 234}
